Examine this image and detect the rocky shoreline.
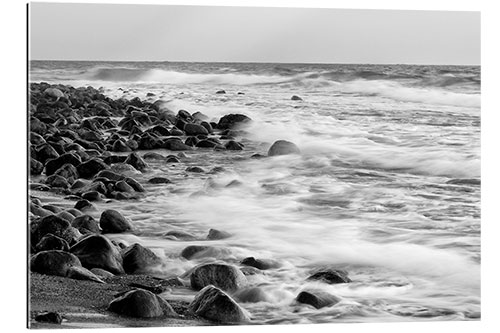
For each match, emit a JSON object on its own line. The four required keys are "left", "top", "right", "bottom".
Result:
{"left": 28, "top": 82, "right": 348, "bottom": 327}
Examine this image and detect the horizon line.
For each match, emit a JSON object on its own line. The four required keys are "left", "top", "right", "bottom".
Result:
{"left": 29, "top": 59, "right": 481, "bottom": 66}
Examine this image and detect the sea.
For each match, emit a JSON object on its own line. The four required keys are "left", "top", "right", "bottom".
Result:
{"left": 29, "top": 61, "right": 481, "bottom": 324}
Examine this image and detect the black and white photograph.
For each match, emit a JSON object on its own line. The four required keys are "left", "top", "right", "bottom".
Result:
{"left": 26, "top": 1, "right": 483, "bottom": 329}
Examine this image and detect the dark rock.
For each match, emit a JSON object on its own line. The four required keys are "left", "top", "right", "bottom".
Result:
{"left": 91, "top": 268, "right": 115, "bottom": 278}
{"left": 30, "top": 203, "right": 52, "bottom": 217}
{"left": 177, "top": 109, "right": 192, "bottom": 120}
{"left": 81, "top": 191, "right": 104, "bottom": 201}
{"left": 163, "top": 138, "right": 192, "bottom": 151}
{"left": 164, "top": 230, "right": 197, "bottom": 241}
{"left": 100, "top": 209, "right": 133, "bottom": 233}
{"left": 71, "top": 214, "right": 100, "bottom": 234}
{"left": 56, "top": 211, "right": 75, "bottom": 223}
{"left": 125, "top": 152, "right": 147, "bottom": 172}
{"left": 143, "top": 152, "right": 164, "bottom": 160}
{"left": 186, "top": 166, "right": 205, "bottom": 173}
{"left": 226, "top": 180, "right": 243, "bottom": 188}
{"left": 217, "top": 114, "right": 251, "bottom": 130}
{"left": 42, "top": 205, "right": 62, "bottom": 214}
{"left": 208, "top": 166, "right": 225, "bottom": 174}
{"left": 185, "top": 136, "right": 199, "bottom": 147}
{"left": 291, "top": 95, "right": 303, "bottom": 101}
{"left": 31, "top": 159, "right": 44, "bottom": 176}
{"left": 108, "top": 289, "right": 176, "bottom": 318}
{"left": 268, "top": 140, "right": 300, "bottom": 156}
{"left": 65, "top": 208, "right": 82, "bottom": 217}
{"left": 54, "top": 163, "right": 79, "bottom": 182}
{"left": 215, "top": 90, "right": 226, "bottom": 94}
{"left": 148, "top": 124, "right": 170, "bottom": 136}
{"left": 70, "top": 179, "right": 88, "bottom": 190}
{"left": 74, "top": 199, "right": 94, "bottom": 211}
{"left": 165, "top": 155, "right": 181, "bottom": 163}
{"left": 30, "top": 132, "right": 46, "bottom": 145}
{"left": 122, "top": 243, "right": 161, "bottom": 274}
{"left": 184, "top": 123, "right": 209, "bottom": 136}
{"left": 60, "top": 226, "right": 83, "bottom": 245}
{"left": 306, "top": 269, "right": 351, "bottom": 284}
{"left": 200, "top": 121, "right": 213, "bottom": 133}
{"left": 180, "top": 245, "right": 211, "bottom": 260}
{"left": 45, "top": 175, "right": 69, "bottom": 188}
{"left": 112, "top": 139, "right": 132, "bottom": 152}
{"left": 77, "top": 158, "right": 109, "bottom": 179}
{"left": 207, "top": 229, "right": 231, "bottom": 240}
{"left": 32, "top": 215, "right": 71, "bottom": 245}
{"left": 66, "top": 265, "right": 105, "bottom": 283}
{"left": 190, "top": 263, "right": 247, "bottom": 292}
{"left": 95, "top": 170, "right": 125, "bottom": 181}
{"left": 45, "top": 153, "right": 81, "bottom": 176}
{"left": 251, "top": 153, "right": 265, "bottom": 159}
{"left": 124, "top": 177, "right": 145, "bottom": 192}
{"left": 148, "top": 177, "right": 171, "bottom": 184}
{"left": 196, "top": 140, "right": 217, "bottom": 148}
{"left": 70, "top": 234, "right": 124, "bottom": 274}
{"left": 30, "top": 250, "right": 81, "bottom": 277}
{"left": 170, "top": 128, "right": 185, "bottom": 136}
{"left": 34, "top": 311, "right": 63, "bottom": 324}
{"left": 189, "top": 285, "right": 249, "bottom": 323}
{"left": 296, "top": 290, "right": 341, "bottom": 309}
{"left": 115, "top": 180, "right": 134, "bottom": 193}
{"left": 35, "top": 234, "right": 70, "bottom": 252}
{"left": 35, "top": 143, "right": 60, "bottom": 164}
{"left": 225, "top": 140, "right": 244, "bottom": 150}
{"left": 240, "top": 257, "right": 280, "bottom": 270}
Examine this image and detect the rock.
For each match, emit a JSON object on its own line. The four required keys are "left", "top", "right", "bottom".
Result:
{"left": 74, "top": 199, "right": 94, "bottom": 211}
{"left": 189, "top": 285, "right": 250, "bottom": 323}
{"left": 291, "top": 95, "right": 303, "bottom": 101}
{"left": 124, "top": 177, "right": 145, "bottom": 192}
{"left": 169, "top": 128, "right": 185, "bottom": 136}
{"left": 124, "top": 152, "right": 147, "bottom": 171}
{"left": 240, "top": 257, "right": 280, "bottom": 270}
{"left": 115, "top": 180, "right": 134, "bottom": 193}
{"left": 77, "top": 158, "right": 109, "bottom": 179}
{"left": 34, "top": 311, "right": 63, "bottom": 324}
{"left": 70, "top": 234, "right": 124, "bottom": 274}
{"left": 184, "top": 123, "right": 209, "bottom": 136}
{"left": 44, "top": 87, "right": 65, "bottom": 99}
{"left": 233, "top": 287, "right": 271, "bottom": 303}
{"left": 200, "top": 121, "right": 213, "bottom": 133}
{"left": 65, "top": 208, "right": 83, "bottom": 217}
{"left": 196, "top": 140, "right": 218, "bottom": 148}
{"left": 30, "top": 250, "right": 81, "bottom": 277}
{"left": 31, "top": 159, "right": 44, "bottom": 175}
{"left": 148, "top": 177, "right": 171, "bottom": 184}
{"left": 122, "top": 243, "right": 161, "bottom": 274}
{"left": 164, "top": 230, "right": 197, "bottom": 241}
{"left": 112, "top": 139, "right": 132, "bottom": 152}
{"left": 190, "top": 263, "right": 247, "bottom": 292}
{"left": 165, "top": 155, "right": 181, "bottom": 163}
{"left": 100, "top": 209, "right": 132, "bottom": 233}
{"left": 66, "top": 265, "right": 105, "bottom": 283}
{"left": 95, "top": 170, "right": 125, "bottom": 181}
{"left": 45, "top": 153, "right": 81, "bottom": 176}
{"left": 225, "top": 140, "right": 244, "bottom": 150}
{"left": 163, "top": 138, "right": 192, "bottom": 151}
{"left": 215, "top": 90, "right": 226, "bottom": 94}
{"left": 143, "top": 152, "right": 164, "bottom": 160}
{"left": 91, "top": 268, "right": 115, "bottom": 278}
{"left": 185, "top": 136, "right": 199, "bottom": 147}
{"left": 71, "top": 214, "right": 100, "bottom": 234}
{"left": 45, "top": 175, "right": 69, "bottom": 188}
{"left": 29, "top": 203, "right": 52, "bottom": 217}
{"left": 207, "top": 228, "right": 231, "bottom": 240}
{"left": 267, "top": 140, "right": 300, "bottom": 156}
{"left": 81, "top": 191, "right": 104, "bottom": 201}
{"left": 217, "top": 114, "right": 251, "bottom": 130}
{"left": 54, "top": 163, "right": 79, "bottom": 182}
{"left": 306, "top": 269, "right": 351, "bottom": 284}
{"left": 60, "top": 226, "right": 83, "bottom": 245}
{"left": 180, "top": 245, "right": 211, "bottom": 260}
{"left": 108, "top": 289, "right": 176, "bottom": 318}
{"left": 296, "top": 290, "right": 340, "bottom": 309}
{"left": 32, "top": 215, "right": 71, "bottom": 245}
{"left": 41, "top": 205, "right": 62, "bottom": 214}
{"left": 35, "top": 234, "right": 70, "bottom": 252}
{"left": 186, "top": 166, "right": 204, "bottom": 173}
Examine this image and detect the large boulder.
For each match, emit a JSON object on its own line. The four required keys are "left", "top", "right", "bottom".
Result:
{"left": 240, "top": 257, "right": 281, "bottom": 270}
{"left": 31, "top": 215, "right": 71, "bottom": 245}
{"left": 184, "top": 123, "right": 209, "bottom": 136}
{"left": 124, "top": 152, "right": 147, "bottom": 172}
{"left": 45, "top": 153, "right": 81, "bottom": 176}
{"left": 267, "top": 140, "right": 300, "bottom": 156}
{"left": 296, "top": 290, "right": 341, "bottom": 309}
{"left": 53, "top": 163, "right": 79, "bottom": 182}
{"left": 122, "top": 243, "right": 161, "bottom": 274}
{"left": 30, "top": 250, "right": 80, "bottom": 277}
{"left": 100, "top": 209, "right": 133, "bottom": 233}
{"left": 71, "top": 214, "right": 100, "bottom": 234}
{"left": 70, "top": 234, "right": 124, "bottom": 274}
{"left": 189, "top": 285, "right": 250, "bottom": 323}
{"left": 217, "top": 114, "right": 251, "bottom": 130}
{"left": 190, "top": 263, "right": 247, "bottom": 292}
{"left": 108, "top": 289, "right": 176, "bottom": 318}
{"left": 77, "top": 158, "right": 109, "bottom": 179}
{"left": 306, "top": 269, "right": 351, "bottom": 284}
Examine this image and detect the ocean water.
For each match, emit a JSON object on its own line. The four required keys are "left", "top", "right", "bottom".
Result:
{"left": 30, "top": 61, "right": 481, "bottom": 324}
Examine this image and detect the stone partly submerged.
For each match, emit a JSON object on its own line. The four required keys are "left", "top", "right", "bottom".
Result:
{"left": 267, "top": 140, "right": 300, "bottom": 156}
{"left": 189, "top": 285, "right": 250, "bottom": 324}
{"left": 69, "top": 234, "right": 125, "bottom": 275}
{"left": 296, "top": 290, "right": 341, "bottom": 309}
{"left": 190, "top": 263, "right": 248, "bottom": 292}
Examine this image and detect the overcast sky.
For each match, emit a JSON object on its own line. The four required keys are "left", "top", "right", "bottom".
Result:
{"left": 29, "top": 3, "right": 480, "bottom": 65}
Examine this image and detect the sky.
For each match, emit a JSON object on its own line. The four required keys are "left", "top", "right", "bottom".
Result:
{"left": 29, "top": 2, "right": 480, "bottom": 65}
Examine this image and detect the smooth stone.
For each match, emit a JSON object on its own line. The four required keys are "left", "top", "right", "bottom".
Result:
{"left": 45, "top": 175, "right": 70, "bottom": 189}
{"left": 164, "top": 230, "right": 197, "bottom": 241}
{"left": 70, "top": 234, "right": 124, "bottom": 275}
{"left": 30, "top": 250, "right": 81, "bottom": 277}
{"left": 34, "top": 311, "right": 63, "bottom": 324}
{"left": 291, "top": 95, "right": 303, "bottom": 101}
{"left": 206, "top": 228, "right": 231, "bottom": 240}
{"left": 56, "top": 211, "right": 75, "bottom": 223}
{"left": 66, "top": 265, "right": 105, "bottom": 283}
{"left": 225, "top": 140, "right": 244, "bottom": 150}
{"left": 100, "top": 209, "right": 133, "bottom": 233}
{"left": 267, "top": 140, "right": 300, "bottom": 156}
{"left": 217, "top": 114, "right": 251, "bottom": 130}
{"left": 190, "top": 263, "right": 247, "bottom": 292}
{"left": 296, "top": 290, "right": 341, "bottom": 309}
{"left": 54, "top": 163, "right": 79, "bottom": 182}
{"left": 143, "top": 152, "right": 165, "bottom": 160}
{"left": 31, "top": 159, "right": 44, "bottom": 175}
{"left": 71, "top": 214, "right": 100, "bottom": 234}
{"left": 91, "top": 268, "right": 115, "bottom": 278}
{"left": 115, "top": 180, "right": 135, "bottom": 193}
{"left": 74, "top": 199, "right": 94, "bottom": 212}
{"left": 112, "top": 139, "right": 132, "bottom": 152}
{"left": 306, "top": 269, "right": 351, "bottom": 284}
{"left": 184, "top": 123, "right": 209, "bottom": 136}
{"left": 108, "top": 289, "right": 176, "bottom": 318}
{"left": 41, "top": 205, "right": 62, "bottom": 214}
{"left": 186, "top": 166, "right": 204, "bottom": 173}
{"left": 180, "top": 245, "right": 211, "bottom": 260}
{"left": 189, "top": 285, "right": 250, "bottom": 323}
{"left": 32, "top": 215, "right": 71, "bottom": 245}
{"left": 45, "top": 153, "right": 81, "bottom": 176}
{"left": 77, "top": 158, "right": 109, "bottom": 179}
{"left": 240, "top": 257, "right": 281, "bottom": 270}
{"left": 148, "top": 177, "right": 171, "bottom": 184}
{"left": 122, "top": 243, "right": 161, "bottom": 274}
{"left": 81, "top": 191, "right": 104, "bottom": 201}
{"left": 94, "top": 170, "right": 125, "bottom": 181}
{"left": 125, "top": 152, "right": 147, "bottom": 172}
{"left": 35, "top": 233, "right": 70, "bottom": 252}
{"left": 124, "top": 177, "right": 145, "bottom": 192}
